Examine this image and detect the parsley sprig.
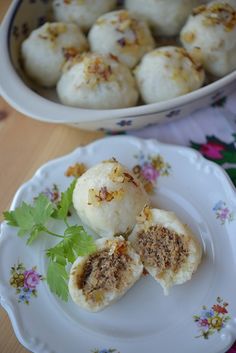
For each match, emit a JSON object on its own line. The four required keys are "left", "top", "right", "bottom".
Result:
{"left": 3, "top": 179, "right": 96, "bottom": 301}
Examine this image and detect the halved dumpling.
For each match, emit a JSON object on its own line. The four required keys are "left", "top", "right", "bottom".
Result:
{"left": 68, "top": 236, "right": 143, "bottom": 311}
{"left": 129, "top": 207, "right": 202, "bottom": 294}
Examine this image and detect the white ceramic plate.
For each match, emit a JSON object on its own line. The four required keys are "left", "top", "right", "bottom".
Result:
{"left": 0, "top": 136, "right": 236, "bottom": 353}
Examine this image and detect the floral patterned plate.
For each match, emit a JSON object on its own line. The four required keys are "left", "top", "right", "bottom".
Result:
{"left": 0, "top": 136, "right": 236, "bottom": 353}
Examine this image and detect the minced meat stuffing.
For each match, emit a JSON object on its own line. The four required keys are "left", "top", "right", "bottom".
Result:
{"left": 76, "top": 247, "right": 130, "bottom": 302}
{"left": 134, "top": 225, "right": 189, "bottom": 273}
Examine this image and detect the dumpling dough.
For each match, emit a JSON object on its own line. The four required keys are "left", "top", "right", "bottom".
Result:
{"left": 88, "top": 10, "right": 155, "bottom": 68}
{"left": 129, "top": 207, "right": 202, "bottom": 294}
{"left": 68, "top": 236, "right": 143, "bottom": 312}
{"left": 73, "top": 159, "right": 149, "bottom": 237}
{"left": 180, "top": 1, "right": 236, "bottom": 77}
{"left": 57, "top": 53, "right": 139, "bottom": 109}
{"left": 52, "top": 0, "right": 117, "bottom": 32}
{"left": 135, "top": 46, "right": 205, "bottom": 104}
{"left": 21, "top": 22, "right": 88, "bottom": 87}
{"left": 125, "top": 0, "right": 206, "bottom": 36}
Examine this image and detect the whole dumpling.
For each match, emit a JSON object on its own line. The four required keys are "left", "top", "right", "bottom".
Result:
{"left": 57, "top": 53, "right": 139, "bottom": 109}
{"left": 88, "top": 10, "right": 155, "bottom": 68}
{"left": 135, "top": 46, "right": 205, "bottom": 104}
{"left": 52, "top": 0, "right": 117, "bottom": 32}
{"left": 180, "top": 0, "right": 236, "bottom": 77}
{"left": 21, "top": 22, "right": 88, "bottom": 87}
{"left": 129, "top": 207, "right": 202, "bottom": 295}
{"left": 125, "top": 0, "right": 206, "bottom": 36}
{"left": 69, "top": 236, "right": 143, "bottom": 312}
{"left": 72, "top": 159, "right": 149, "bottom": 237}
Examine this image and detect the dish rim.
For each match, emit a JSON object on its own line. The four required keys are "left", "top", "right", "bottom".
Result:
{"left": 0, "top": 0, "right": 236, "bottom": 124}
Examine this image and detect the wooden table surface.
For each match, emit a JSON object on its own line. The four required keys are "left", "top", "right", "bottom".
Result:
{"left": 0, "top": 2, "right": 103, "bottom": 352}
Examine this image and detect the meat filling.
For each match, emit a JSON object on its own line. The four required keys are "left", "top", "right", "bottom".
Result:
{"left": 76, "top": 246, "right": 131, "bottom": 302}
{"left": 134, "top": 225, "right": 189, "bottom": 273}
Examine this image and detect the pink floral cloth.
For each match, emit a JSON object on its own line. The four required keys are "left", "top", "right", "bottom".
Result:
{"left": 130, "top": 86, "right": 236, "bottom": 187}
{"left": 229, "top": 343, "right": 236, "bottom": 353}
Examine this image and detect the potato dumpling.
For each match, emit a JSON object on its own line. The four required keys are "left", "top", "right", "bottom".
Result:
{"left": 89, "top": 10, "right": 155, "bottom": 68}
{"left": 69, "top": 236, "right": 143, "bottom": 312}
{"left": 135, "top": 46, "right": 205, "bottom": 104}
{"left": 181, "top": 1, "right": 236, "bottom": 77}
{"left": 72, "top": 159, "right": 149, "bottom": 237}
{"left": 57, "top": 52, "right": 139, "bottom": 109}
{"left": 125, "top": 0, "right": 206, "bottom": 36}
{"left": 21, "top": 22, "right": 88, "bottom": 87}
{"left": 52, "top": 0, "right": 117, "bottom": 32}
{"left": 129, "top": 207, "right": 202, "bottom": 295}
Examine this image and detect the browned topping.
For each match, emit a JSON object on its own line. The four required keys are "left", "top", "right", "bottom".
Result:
{"left": 117, "top": 10, "right": 130, "bottom": 23}
{"left": 150, "top": 49, "right": 172, "bottom": 58}
{"left": 167, "top": 47, "right": 203, "bottom": 83}
{"left": 109, "top": 164, "right": 124, "bottom": 182}
{"left": 116, "top": 10, "right": 134, "bottom": 35}
{"left": 63, "top": 47, "right": 79, "bottom": 61}
{"left": 123, "top": 172, "right": 138, "bottom": 187}
{"left": 116, "top": 17, "right": 149, "bottom": 49}
{"left": 38, "top": 23, "right": 67, "bottom": 42}
{"left": 95, "top": 10, "right": 153, "bottom": 51}
{"left": 76, "top": 243, "right": 131, "bottom": 302}
{"left": 134, "top": 225, "right": 189, "bottom": 274}
{"left": 192, "top": 4, "right": 207, "bottom": 15}
{"left": 181, "top": 31, "right": 196, "bottom": 44}
{"left": 113, "top": 227, "right": 132, "bottom": 239}
{"left": 99, "top": 187, "right": 112, "bottom": 201}
{"left": 87, "top": 57, "right": 112, "bottom": 81}
{"left": 143, "top": 268, "right": 149, "bottom": 276}
{"left": 179, "top": 47, "right": 203, "bottom": 72}
{"left": 109, "top": 164, "right": 138, "bottom": 186}
{"left": 88, "top": 187, "right": 124, "bottom": 205}
{"left": 96, "top": 18, "right": 107, "bottom": 26}
{"left": 63, "top": 0, "right": 85, "bottom": 3}
{"left": 143, "top": 182, "right": 154, "bottom": 194}
{"left": 109, "top": 53, "right": 119, "bottom": 62}
{"left": 132, "top": 165, "right": 154, "bottom": 194}
{"left": 116, "top": 241, "right": 128, "bottom": 255}
{"left": 164, "top": 51, "right": 172, "bottom": 58}
{"left": 65, "top": 162, "right": 86, "bottom": 177}
{"left": 63, "top": 45, "right": 88, "bottom": 61}
{"left": 189, "top": 47, "right": 203, "bottom": 65}
{"left": 64, "top": 53, "right": 115, "bottom": 87}
{"left": 136, "top": 205, "right": 152, "bottom": 224}
{"left": 193, "top": 3, "right": 236, "bottom": 31}
{"left": 84, "top": 54, "right": 115, "bottom": 88}
{"left": 117, "top": 37, "right": 127, "bottom": 47}
{"left": 62, "top": 53, "right": 84, "bottom": 72}
{"left": 150, "top": 47, "right": 203, "bottom": 79}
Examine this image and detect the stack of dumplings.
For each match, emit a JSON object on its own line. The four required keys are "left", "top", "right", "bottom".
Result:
{"left": 21, "top": 0, "right": 236, "bottom": 108}
{"left": 69, "top": 159, "right": 202, "bottom": 312}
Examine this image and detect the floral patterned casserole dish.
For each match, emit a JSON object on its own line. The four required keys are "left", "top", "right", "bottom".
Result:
{"left": 0, "top": 0, "right": 236, "bottom": 131}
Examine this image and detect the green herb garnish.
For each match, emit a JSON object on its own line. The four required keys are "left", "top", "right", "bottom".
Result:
{"left": 3, "top": 180, "right": 96, "bottom": 301}
{"left": 46, "top": 225, "right": 96, "bottom": 301}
